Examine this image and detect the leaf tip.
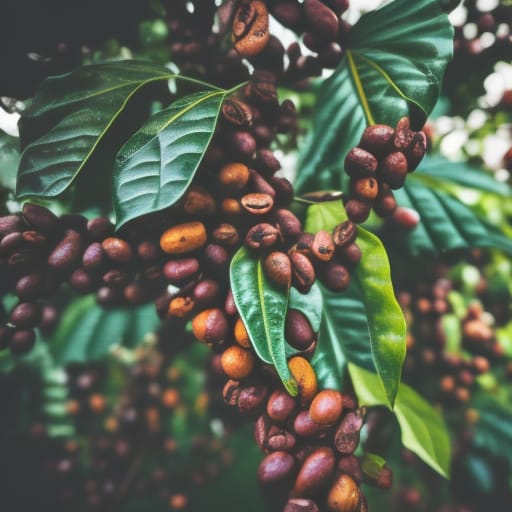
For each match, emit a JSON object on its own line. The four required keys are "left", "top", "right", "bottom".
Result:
{"left": 284, "top": 378, "right": 298, "bottom": 397}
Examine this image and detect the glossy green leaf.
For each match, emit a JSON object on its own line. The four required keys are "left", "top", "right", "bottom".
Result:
{"left": 15, "top": 61, "right": 217, "bottom": 200}
{"left": 48, "top": 295, "right": 159, "bottom": 364}
{"left": 305, "top": 201, "right": 406, "bottom": 406}
{"left": 296, "top": 0, "right": 453, "bottom": 193}
{"left": 391, "top": 179, "right": 512, "bottom": 255}
{"left": 471, "top": 394, "right": 512, "bottom": 467}
{"left": 349, "top": 363, "right": 451, "bottom": 478}
{"left": 230, "top": 246, "right": 297, "bottom": 395}
{"left": 113, "top": 90, "right": 226, "bottom": 228}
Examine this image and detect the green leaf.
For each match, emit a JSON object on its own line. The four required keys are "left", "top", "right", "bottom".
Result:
{"left": 390, "top": 179, "right": 512, "bottom": 255}
{"left": 305, "top": 201, "right": 406, "bottom": 406}
{"left": 48, "top": 295, "right": 159, "bottom": 364}
{"left": 16, "top": 61, "right": 184, "bottom": 200}
{"left": 0, "top": 129, "right": 20, "bottom": 191}
{"left": 349, "top": 363, "right": 451, "bottom": 478}
{"left": 296, "top": 0, "right": 453, "bottom": 193}
{"left": 289, "top": 284, "right": 323, "bottom": 334}
{"left": 113, "top": 90, "right": 225, "bottom": 228}
{"left": 230, "top": 246, "right": 297, "bottom": 395}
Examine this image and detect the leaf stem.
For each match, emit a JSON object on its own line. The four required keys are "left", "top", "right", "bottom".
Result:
{"left": 346, "top": 50, "right": 376, "bottom": 126}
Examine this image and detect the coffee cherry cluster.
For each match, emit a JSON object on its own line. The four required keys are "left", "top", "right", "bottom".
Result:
{"left": 343, "top": 117, "right": 427, "bottom": 224}
{"left": 398, "top": 267, "right": 504, "bottom": 407}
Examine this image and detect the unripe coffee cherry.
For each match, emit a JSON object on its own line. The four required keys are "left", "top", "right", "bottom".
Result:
{"left": 294, "top": 447, "right": 336, "bottom": 496}
{"left": 160, "top": 222, "right": 207, "bottom": 255}
{"left": 309, "top": 390, "right": 343, "bottom": 425}
{"left": 221, "top": 345, "right": 255, "bottom": 379}
{"left": 288, "top": 356, "right": 318, "bottom": 406}
{"left": 327, "top": 474, "right": 360, "bottom": 512}
{"left": 191, "top": 308, "right": 229, "bottom": 346}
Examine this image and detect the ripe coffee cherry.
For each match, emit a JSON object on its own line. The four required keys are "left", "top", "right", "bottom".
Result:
{"left": 192, "top": 308, "right": 229, "bottom": 346}
{"left": 359, "top": 125, "right": 395, "bottom": 156}
{"left": 258, "top": 451, "right": 295, "bottom": 486}
{"left": 221, "top": 345, "right": 256, "bottom": 379}
{"left": 288, "top": 356, "right": 318, "bottom": 406}
{"left": 10, "top": 328, "right": 36, "bottom": 355}
{"left": 309, "top": 390, "right": 343, "bottom": 425}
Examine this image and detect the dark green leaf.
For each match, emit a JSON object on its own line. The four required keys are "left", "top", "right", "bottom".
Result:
{"left": 471, "top": 394, "right": 512, "bottom": 467}
{"left": 304, "top": 201, "right": 406, "bottom": 405}
{"left": 296, "top": 0, "right": 453, "bottom": 193}
{"left": 289, "top": 284, "right": 323, "bottom": 334}
{"left": 391, "top": 180, "right": 512, "bottom": 255}
{"left": 230, "top": 246, "right": 297, "bottom": 395}
{"left": 16, "top": 61, "right": 180, "bottom": 200}
{"left": 48, "top": 295, "right": 159, "bottom": 364}
{"left": 349, "top": 363, "right": 451, "bottom": 478}
{"left": 113, "top": 90, "right": 226, "bottom": 228}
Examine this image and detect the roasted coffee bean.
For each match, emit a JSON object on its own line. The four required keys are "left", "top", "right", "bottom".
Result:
{"left": 344, "top": 198, "right": 371, "bottom": 224}
{"left": 22, "top": 203, "right": 59, "bottom": 234}
{"left": 101, "top": 237, "right": 133, "bottom": 265}
{"left": 233, "top": 0, "right": 270, "bottom": 57}
{"left": 103, "top": 269, "right": 131, "bottom": 288}
{"left": 379, "top": 151, "right": 408, "bottom": 189}
{"left": 10, "top": 328, "right": 36, "bottom": 355}
{"left": 0, "top": 215, "right": 25, "bottom": 236}
{"left": 264, "top": 251, "right": 291, "bottom": 288}
{"left": 327, "top": 474, "right": 360, "bottom": 512}
{"left": 70, "top": 269, "right": 97, "bottom": 293}
{"left": 257, "top": 451, "right": 295, "bottom": 485}
{"left": 284, "top": 498, "right": 320, "bottom": 512}
{"left": 337, "top": 455, "right": 363, "bottom": 484}
{"left": 295, "top": 233, "right": 314, "bottom": 257}
{"left": 229, "top": 130, "right": 257, "bottom": 157}
{"left": 294, "top": 447, "right": 336, "bottom": 496}
{"left": 218, "top": 162, "right": 250, "bottom": 190}
{"left": 406, "top": 131, "right": 427, "bottom": 171}
{"left": 289, "top": 251, "right": 315, "bottom": 294}
{"left": 269, "top": 177, "right": 294, "bottom": 206}
{"left": 344, "top": 147, "right": 378, "bottom": 178}
{"left": 334, "top": 409, "right": 364, "bottom": 454}
{"left": 48, "top": 230, "right": 83, "bottom": 272}
{"left": 274, "top": 209, "right": 302, "bottom": 240}
{"left": 10, "top": 302, "right": 41, "bottom": 328}
{"left": 293, "top": 411, "right": 323, "bottom": 437}
{"left": 203, "top": 244, "right": 229, "bottom": 271}
{"left": 212, "top": 224, "right": 240, "bottom": 247}
{"left": 309, "top": 390, "right": 343, "bottom": 425}
{"left": 137, "top": 241, "right": 162, "bottom": 263}
{"left": 304, "top": 0, "right": 339, "bottom": 43}
{"left": 192, "top": 308, "right": 229, "bottom": 346}
{"left": 241, "top": 193, "right": 274, "bottom": 215}
{"left": 321, "top": 262, "right": 350, "bottom": 292}
{"left": 373, "top": 183, "right": 397, "bottom": 217}
{"left": 267, "top": 388, "right": 297, "bottom": 424}
{"left": 164, "top": 258, "right": 200, "bottom": 285}
{"left": 193, "top": 279, "right": 220, "bottom": 305}
{"left": 393, "top": 117, "right": 413, "bottom": 151}
{"left": 82, "top": 243, "right": 106, "bottom": 272}
{"left": 255, "top": 148, "right": 281, "bottom": 176}
{"left": 182, "top": 186, "right": 216, "bottom": 216}
{"left": 250, "top": 169, "right": 276, "bottom": 197}
{"left": 332, "top": 221, "right": 357, "bottom": 249}
{"left": 246, "top": 223, "right": 281, "bottom": 251}
{"left": 222, "top": 98, "right": 253, "bottom": 127}
{"left": 359, "top": 125, "right": 395, "bottom": 156}
{"left": 285, "top": 309, "right": 314, "bottom": 351}
{"left": 221, "top": 345, "right": 255, "bottom": 379}
{"left": 266, "top": 425, "right": 296, "bottom": 452}
{"left": 312, "top": 230, "right": 335, "bottom": 262}
{"left": 87, "top": 217, "right": 114, "bottom": 241}
{"left": 160, "top": 222, "right": 207, "bottom": 255}
{"left": 16, "top": 273, "right": 48, "bottom": 301}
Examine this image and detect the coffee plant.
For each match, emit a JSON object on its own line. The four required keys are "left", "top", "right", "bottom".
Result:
{"left": 1, "top": 0, "right": 511, "bottom": 511}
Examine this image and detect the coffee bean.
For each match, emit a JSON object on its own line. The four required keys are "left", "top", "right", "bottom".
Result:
{"left": 257, "top": 451, "right": 295, "bottom": 485}
{"left": 269, "top": 177, "right": 294, "bottom": 206}
{"left": 192, "top": 308, "right": 229, "bottom": 346}
{"left": 233, "top": 0, "right": 270, "bottom": 57}
{"left": 294, "top": 447, "right": 336, "bottom": 496}
{"left": 351, "top": 177, "right": 379, "bottom": 201}
{"left": 234, "top": 317, "right": 251, "bottom": 348}
{"left": 379, "top": 151, "right": 408, "bottom": 189}
{"left": 288, "top": 356, "right": 318, "bottom": 407}
{"left": 266, "top": 388, "right": 297, "bottom": 424}
{"left": 264, "top": 251, "right": 291, "bottom": 289}
{"left": 218, "top": 162, "right": 250, "bottom": 190}
{"left": 163, "top": 258, "right": 200, "bottom": 285}
{"left": 321, "top": 263, "right": 350, "bottom": 292}
{"left": 312, "top": 230, "right": 335, "bottom": 262}
{"left": 393, "top": 117, "right": 413, "bottom": 151}
{"left": 327, "top": 474, "right": 360, "bottom": 512}
{"left": 101, "top": 237, "right": 133, "bottom": 265}
{"left": 289, "top": 251, "right": 315, "bottom": 294}
{"left": 83, "top": 243, "right": 106, "bottom": 272}
{"left": 22, "top": 203, "right": 59, "bottom": 234}
{"left": 344, "top": 199, "right": 371, "bottom": 224}
{"left": 285, "top": 309, "right": 314, "bottom": 351}
{"left": 238, "top": 383, "right": 268, "bottom": 414}
{"left": 246, "top": 223, "right": 281, "bottom": 251}
{"left": 309, "top": 390, "right": 343, "bottom": 425}
{"left": 344, "top": 147, "right": 378, "bottom": 178}
{"left": 221, "top": 345, "right": 255, "bottom": 379}
{"left": 70, "top": 268, "right": 97, "bottom": 293}
{"left": 10, "top": 302, "right": 41, "bottom": 329}
{"left": 337, "top": 455, "right": 362, "bottom": 483}
{"left": 332, "top": 221, "right": 357, "bottom": 249}
{"left": 293, "top": 411, "right": 323, "bottom": 438}
{"left": 212, "top": 224, "right": 240, "bottom": 247}
{"left": 304, "top": 0, "right": 339, "bottom": 43}
{"left": 222, "top": 98, "right": 253, "bottom": 127}
{"left": 250, "top": 169, "right": 276, "bottom": 197}
{"left": 241, "top": 193, "right": 274, "bottom": 215}
{"left": 359, "top": 125, "right": 395, "bottom": 157}
{"left": 168, "top": 297, "right": 195, "bottom": 318}
{"left": 274, "top": 209, "right": 302, "bottom": 240}
{"left": 193, "top": 279, "right": 220, "bottom": 305}
{"left": 16, "top": 273, "right": 48, "bottom": 301}
{"left": 103, "top": 269, "right": 131, "bottom": 288}
{"left": 0, "top": 215, "right": 25, "bottom": 236}
{"left": 160, "top": 222, "right": 207, "bottom": 255}
{"left": 334, "top": 410, "right": 364, "bottom": 454}
{"left": 48, "top": 230, "right": 83, "bottom": 272}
